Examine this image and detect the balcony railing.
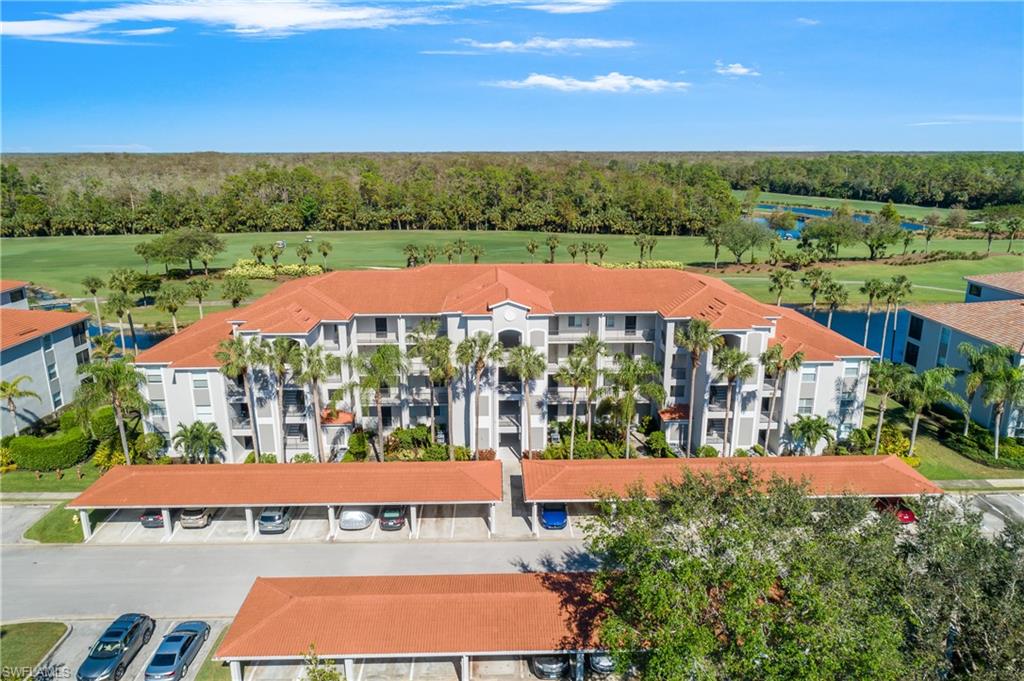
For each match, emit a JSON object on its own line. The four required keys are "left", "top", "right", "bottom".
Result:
{"left": 226, "top": 386, "right": 247, "bottom": 403}
{"left": 355, "top": 332, "right": 397, "bottom": 344}
{"left": 497, "top": 382, "right": 521, "bottom": 395}
{"left": 605, "top": 328, "right": 654, "bottom": 341}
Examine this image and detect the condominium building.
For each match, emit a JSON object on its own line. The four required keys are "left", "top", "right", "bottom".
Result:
{"left": 0, "top": 280, "right": 30, "bottom": 309}
{"left": 133, "top": 264, "right": 874, "bottom": 461}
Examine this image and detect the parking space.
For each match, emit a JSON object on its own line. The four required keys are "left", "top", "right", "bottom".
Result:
{"left": 89, "top": 508, "right": 169, "bottom": 544}
{"left": 353, "top": 659, "right": 458, "bottom": 681}
{"left": 0, "top": 504, "right": 51, "bottom": 544}
{"left": 183, "top": 508, "right": 251, "bottom": 543}
{"left": 472, "top": 656, "right": 530, "bottom": 681}
{"left": 415, "top": 504, "right": 490, "bottom": 541}
{"left": 250, "top": 507, "right": 330, "bottom": 544}
{"left": 245, "top": 661, "right": 303, "bottom": 681}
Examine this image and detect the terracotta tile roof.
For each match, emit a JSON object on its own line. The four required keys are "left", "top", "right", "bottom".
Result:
{"left": 658, "top": 404, "right": 690, "bottom": 421}
{"left": 0, "top": 279, "right": 28, "bottom": 293}
{"left": 522, "top": 456, "right": 942, "bottom": 502}
{"left": 133, "top": 309, "right": 235, "bottom": 368}
{"left": 216, "top": 573, "right": 600, "bottom": 659}
{"left": 769, "top": 305, "right": 877, "bottom": 361}
{"left": 964, "top": 271, "right": 1024, "bottom": 297}
{"left": 320, "top": 409, "right": 355, "bottom": 426}
{"left": 906, "top": 300, "right": 1024, "bottom": 350}
{"left": 0, "top": 308, "right": 90, "bottom": 351}
{"left": 68, "top": 461, "right": 503, "bottom": 509}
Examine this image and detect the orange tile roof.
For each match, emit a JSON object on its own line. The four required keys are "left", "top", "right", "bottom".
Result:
{"left": 68, "top": 461, "right": 503, "bottom": 509}
{"left": 768, "top": 305, "right": 876, "bottom": 361}
{"left": 964, "top": 271, "right": 1024, "bottom": 297}
{"left": 906, "top": 300, "right": 1024, "bottom": 349}
{"left": 522, "top": 456, "right": 942, "bottom": 502}
{"left": 0, "top": 279, "right": 28, "bottom": 293}
{"left": 0, "top": 308, "right": 90, "bottom": 351}
{"left": 658, "top": 404, "right": 690, "bottom": 421}
{"left": 133, "top": 309, "right": 235, "bottom": 368}
{"left": 216, "top": 573, "right": 600, "bottom": 659}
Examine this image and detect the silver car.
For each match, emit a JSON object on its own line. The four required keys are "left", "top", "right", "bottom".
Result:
{"left": 257, "top": 507, "right": 291, "bottom": 534}
{"left": 179, "top": 508, "right": 211, "bottom": 529}
{"left": 338, "top": 507, "right": 375, "bottom": 531}
{"left": 530, "top": 656, "right": 569, "bottom": 679}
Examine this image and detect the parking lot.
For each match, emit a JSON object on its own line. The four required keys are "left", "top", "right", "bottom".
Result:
{"left": 0, "top": 503, "right": 51, "bottom": 544}
{"left": 241, "top": 656, "right": 595, "bottom": 681}
{"left": 955, "top": 493, "right": 1024, "bottom": 535}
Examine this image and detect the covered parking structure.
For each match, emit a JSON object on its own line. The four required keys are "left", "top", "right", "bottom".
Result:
{"left": 215, "top": 573, "right": 602, "bottom": 681}
{"left": 67, "top": 461, "right": 503, "bottom": 542}
{"left": 521, "top": 455, "right": 943, "bottom": 535}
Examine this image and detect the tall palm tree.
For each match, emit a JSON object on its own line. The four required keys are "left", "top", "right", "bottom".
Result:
{"left": 298, "top": 344, "right": 343, "bottom": 463}
{"left": 75, "top": 360, "right": 147, "bottom": 464}
{"left": 90, "top": 332, "right": 119, "bottom": 364}
{"left": 1, "top": 376, "right": 40, "bottom": 436}
{"left": 455, "top": 333, "right": 504, "bottom": 453}
{"left": 172, "top": 421, "right": 226, "bottom": 463}
{"left": 674, "top": 319, "right": 720, "bottom": 456}
{"left": 982, "top": 365, "right": 1024, "bottom": 460}
{"left": 351, "top": 344, "right": 407, "bottom": 462}
{"left": 868, "top": 360, "right": 913, "bottom": 455}
{"left": 505, "top": 345, "right": 547, "bottom": 456}
{"left": 104, "top": 291, "right": 133, "bottom": 353}
{"left": 317, "top": 241, "right": 333, "bottom": 270}
{"left": 899, "top": 367, "right": 966, "bottom": 457}
{"left": 712, "top": 346, "right": 755, "bottom": 457}
{"left": 800, "top": 267, "right": 831, "bottom": 318}
{"left": 251, "top": 244, "right": 267, "bottom": 265}
{"left": 81, "top": 276, "right": 104, "bottom": 328}
{"left": 185, "top": 278, "right": 213, "bottom": 320}
{"left": 768, "top": 268, "right": 795, "bottom": 306}
{"left": 452, "top": 238, "right": 469, "bottom": 263}
{"left": 403, "top": 244, "right": 421, "bottom": 268}
{"left": 469, "top": 244, "right": 485, "bottom": 264}
{"left": 859, "top": 278, "right": 886, "bottom": 349}
{"left": 108, "top": 268, "right": 140, "bottom": 347}
{"left": 526, "top": 239, "right": 540, "bottom": 262}
{"left": 265, "top": 337, "right": 303, "bottom": 463}
{"left": 428, "top": 335, "right": 459, "bottom": 460}
{"left": 759, "top": 343, "right": 805, "bottom": 454}
{"left": 576, "top": 334, "right": 607, "bottom": 441}
{"left": 555, "top": 351, "right": 590, "bottom": 459}
{"left": 789, "top": 415, "right": 834, "bottom": 455}
{"left": 958, "top": 343, "right": 1014, "bottom": 435}
{"left": 407, "top": 320, "right": 442, "bottom": 442}
{"left": 155, "top": 284, "right": 187, "bottom": 334}
{"left": 594, "top": 243, "right": 608, "bottom": 262}
{"left": 883, "top": 275, "right": 913, "bottom": 361}
{"left": 215, "top": 335, "right": 266, "bottom": 461}
{"left": 545, "top": 235, "right": 560, "bottom": 263}
{"left": 604, "top": 354, "right": 665, "bottom": 458}
{"left": 822, "top": 280, "right": 848, "bottom": 329}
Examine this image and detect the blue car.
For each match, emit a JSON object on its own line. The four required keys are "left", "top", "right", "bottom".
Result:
{"left": 77, "top": 614, "right": 155, "bottom": 681}
{"left": 539, "top": 503, "right": 568, "bottom": 530}
{"left": 143, "top": 621, "right": 210, "bottom": 681}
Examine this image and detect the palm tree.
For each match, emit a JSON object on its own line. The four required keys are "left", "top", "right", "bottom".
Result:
{"left": 222, "top": 276, "right": 253, "bottom": 308}
{"left": 899, "top": 367, "right": 966, "bottom": 457}
{"left": 429, "top": 336, "right": 459, "bottom": 460}
{"left": 982, "top": 365, "right": 1024, "bottom": 460}
{"left": 674, "top": 319, "right": 720, "bottom": 456}
{"left": 104, "top": 291, "right": 133, "bottom": 352}
{"left": 155, "top": 284, "right": 187, "bottom": 334}
{"left": 298, "top": 344, "right": 342, "bottom": 463}
{"left": 604, "top": 354, "right": 664, "bottom": 458}
{"left": 469, "top": 244, "right": 485, "bottom": 264}
{"left": 921, "top": 213, "right": 942, "bottom": 253}
{"left": 566, "top": 242, "right": 580, "bottom": 263}
{"left": 505, "top": 345, "right": 547, "bottom": 456}
{"left": 555, "top": 351, "right": 589, "bottom": 459}
{"left": 958, "top": 343, "right": 1014, "bottom": 435}
{"left": 452, "top": 238, "right": 469, "bottom": 263}
{"left": 822, "top": 280, "right": 848, "bottom": 329}
{"left": 759, "top": 343, "right": 805, "bottom": 454}
{"left": 594, "top": 243, "right": 608, "bottom": 262}
{"left": 525, "top": 239, "right": 540, "bottom": 262}
{"left": 81, "top": 276, "right": 104, "bottom": 328}
{"left": 712, "top": 346, "right": 755, "bottom": 456}
{"left": 172, "top": 421, "right": 226, "bottom": 463}
{"left": 442, "top": 242, "right": 457, "bottom": 264}
{"left": 108, "top": 268, "right": 140, "bottom": 347}
{"left": 859, "top": 278, "right": 886, "bottom": 348}
{"left": 789, "top": 415, "right": 834, "bottom": 455}
{"left": 423, "top": 244, "right": 438, "bottom": 263}
{"left": 215, "top": 336, "right": 266, "bottom": 461}
{"left": 545, "top": 235, "right": 560, "bottom": 263}
{"left": 351, "top": 345, "right": 408, "bottom": 461}
{"left": 317, "top": 241, "right": 333, "bottom": 270}
{"left": 403, "top": 244, "right": 421, "bottom": 268}
{"left": 576, "top": 334, "right": 607, "bottom": 441}
{"left": 407, "top": 320, "right": 443, "bottom": 442}
{"left": 800, "top": 267, "right": 831, "bottom": 318}
{"left": 455, "top": 333, "right": 504, "bottom": 454}
{"left": 882, "top": 276, "right": 912, "bottom": 361}
{"left": 768, "top": 269, "right": 795, "bottom": 306}
{"left": 265, "top": 337, "right": 303, "bottom": 463}
{"left": 1, "top": 376, "right": 40, "bottom": 436}
{"left": 868, "top": 360, "right": 913, "bottom": 455}
{"left": 76, "top": 360, "right": 147, "bottom": 464}
{"left": 196, "top": 244, "right": 218, "bottom": 276}
{"left": 269, "top": 243, "right": 284, "bottom": 269}
{"left": 185, "top": 278, "right": 213, "bottom": 320}
{"left": 296, "top": 243, "right": 313, "bottom": 265}
{"left": 90, "top": 332, "right": 119, "bottom": 363}
{"left": 251, "top": 244, "right": 267, "bottom": 265}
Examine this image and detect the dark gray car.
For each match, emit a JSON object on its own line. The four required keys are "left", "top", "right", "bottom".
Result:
{"left": 143, "top": 621, "right": 210, "bottom": 681}
{"left": 77, "top": 614, "right": 156, "bottom": 681}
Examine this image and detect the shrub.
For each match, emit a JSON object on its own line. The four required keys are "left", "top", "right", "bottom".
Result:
{"left": 847, "top": 427, "right": 874, "bottom": 454}
{"left": 291, "top": 452, "right": 316, "bottom": 463}
{"left": 734, "top": 448, "right": 749, "bottom": 457}
{"left": 645, "top": 431, "right": 672, "bottom": 458}
{"left": 89, "top": 406, "right": 119, "bottom": 441}
{"left": 243, "top": 452, "right": 279, "bottom": 463}
{"left": 420, "top": 444, "right": 448, "bottom": 461}
{"left": 134, "top": 432, "right": 167, "bottom": 461}
{"left": 8, "top": 427, "right": 93, "bottom": 471}
{"left": 696, "top": 445, "right": 719, "bottom": 458}
{"left": 900, "top": 456, "right": 921, "bottom": 468}
{"left": 750, "top": 444, "right": 767, "bottom": 457}
{"left": 59, "top": 409, "right": 80, "bottom": 431}
{"left": 476, "top": 448, "right": 496, "bottom": 461}
{"left": 945, "top": 425, "right": 1024, "bottom": 470}
{"left": 348, "top": 431, "right": 369, "bottom": 460}
{"left": 93, "top": 440, "right": 128, "bottom": 469}
{"left": 453, "top": 446, "right": 472, "bottom": 461}
{"left": 223, "top": 258, "right": 322, "bottom": 280}
{"left": 876, "top": 425, "right": 910, "bottom": 457}
{"left": 601, "top": 260, "right": 687, "bottom": 271}
{"left": 384, "top": 425, "right": 432, "bottom": 453}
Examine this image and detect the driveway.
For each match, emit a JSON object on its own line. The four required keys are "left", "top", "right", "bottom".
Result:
{"left": 0, "top": 504, "right": 51, "bottom": 544}
{"left": 959, "top": 493, "right": 1024, "bottom": 534}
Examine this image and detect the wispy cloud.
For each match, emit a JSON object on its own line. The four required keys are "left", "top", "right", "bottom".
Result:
{"left": 522, "top": 0, "right": 615, "bottom": 14}
{"left": 115, "top": 26, "right": 176, "bottom": 36}
{"left": 714, "top": 60, "right": 761, "bottom": 77}
{"left": 442, "top": 36, "right": 633, "bottom": 54}
{"left": 908, "top": 114, "right": 1024, "bottom": 127}
{"left": 795, "top": 17, "right": 821, "bottom": 26}
{"left": 490, "top": 71, "right": 690, "bottom": 93}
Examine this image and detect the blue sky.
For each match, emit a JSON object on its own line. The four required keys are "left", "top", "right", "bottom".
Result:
{"left": 1, "top": 1, "right": 1021, "bottom": 152}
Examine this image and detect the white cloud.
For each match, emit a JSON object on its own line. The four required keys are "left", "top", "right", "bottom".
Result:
{"left": 714, "top": 60, "right": 761, "bottom": 77}
{"left": 795, "top": 17, "right": 821, "bottom": 26}
{"left": 490, "top": 71, "right": 690, "bottom": 93}
{"left": 454, "top": 36, "right": 633, "bottom": 53}
{"left": 522, "top": 0, "right": 615, "bottom": 14}
{"left": 909, "top": 114, "right": 1024, "bottom": 127}
{"left": 0, "top": 19, "right": 100, "bottom": 36}
{"left": 115, "top": 26, "right": 177, "bottom": 36}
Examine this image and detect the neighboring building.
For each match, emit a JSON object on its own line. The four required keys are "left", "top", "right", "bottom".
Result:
{"left": 0, "top": 308, "right": 91, "bottom": 435}
{"left": 963, "top": 271, "right": 1024, "bottom": 302}
{"left": 132, "top": 264, "right": 873, "bottom": 462}
{"left": 0, "top": 280, "right": 29, "bottom": 309}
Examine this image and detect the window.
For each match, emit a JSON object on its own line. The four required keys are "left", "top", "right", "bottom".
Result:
{"left": 547, "top": 376, "right": 558, "bottom": 391}
{"left": 150, "top": 400, "right": 167, "bottom": 416}
{"left": 193, "top": 375, "right": 209, "bottom": 389}
{"left": 146, "top": 370, "right": 162, "bottom": 384}
{"left": 568, "top": 315, "right": 583, "bottom": 329}
{"left": 605, "top": 316, "right": 616, "bottom": 329}
{"left": 374, "top": 317, "right": 388, "bottom": 338}
{"left": 46, "top": 362, "right": 58, "bottom": 381}
{"left": 800, "top": 366, "right": 817, "bottom": 384}
{"left": 839, "top": 398, "right": 855, "bottom": 415}
{"left": 72, "top": 322, "right": 88, "bottom": 347}
{"left": 51, "top": 391, "right": 63, "bottom": 408}
{"left": 967, "top": 283, "right": 982, "bottom": 297}
{"left": 625, "top": 316, "right": 637, "bottom": 335}
{"left": 936, "top": 327, "right": 950, "bottom": 367}
{"left": 195, "top": 404, "right": 214, "bottom": 421}
{"left": 8, "top": 288, "right": 25, "bottom": 302}
{"left": 76, "top": 349, "right": 90, "bottom": 366}
{"left": 844, "top": 363, "right": 859, "bottom": 379}
{"left": 798, "top": 398, "right": 814, "bottom": 415}
{"left": 42, "top": 334, "right": 53, "bottom": 351}
{"left": 904, "top": 342, "right": 920, "bottom": 367}
{"left": 381, "top": 407, "right": 393, "bottom": 428}
{"left": 908, "top": 316, "right": 924, "bottom": 341}
{"left": 547, "top": 403, "right": 559, "bottom": 421}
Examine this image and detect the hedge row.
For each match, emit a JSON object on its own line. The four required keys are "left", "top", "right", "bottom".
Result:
{"left": 7, "top": 427, "right": 93, "bottom": 471}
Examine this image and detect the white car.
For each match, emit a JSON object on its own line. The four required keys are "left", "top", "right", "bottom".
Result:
{"left": 338, "top": 507, "right": 376, "bottom": 531}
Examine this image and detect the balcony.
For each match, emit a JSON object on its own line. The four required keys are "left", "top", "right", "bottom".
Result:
{"left": 706, "top": 400, "right": 727, "bottom": 414}
{"left": 498, "top": 415, "right": 520, "bottom": 430}
{"left": 605, "top": 328, "right": 654, "bottom": 342}
{"left": 226, "top": 385, "right": 247, "bottom": 403}
{"left": 762, "top": 378, "right": 781, "bottom": 394}
{"left": 497, "top": 381, "right": 521, "bottom": 395}
{"left": 355, "top": 332, "right": 398, "bottom": 345}
{"left": 548, "top": 329, "right": 590, "bottom": 342}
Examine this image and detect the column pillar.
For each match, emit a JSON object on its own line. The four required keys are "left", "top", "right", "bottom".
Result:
{"left": 229, "top": 661, "right": 242, "bottom": 681}
{"left": 79, "top": 509, "right": 92, "bottom": 541}
{"left": 326, "top": 505, "right": 336, "bottom": 540}
{"left": 343, "top": 660, "right": 355, "bottom": 680}
{"left": 245, "top": 507, "right": 255, "bottom": 537}
{"left": 488, "top": 503, "right": 496, "bottom": 536}
{"left": 460, "top": 655, "right": 470, "bottom": 681}
{"left": 161, "top": 508, "right": 173, "bottom": 540}
{"left": 531, "top": 502, "right": 539, "bottom": 537}
{"left": 574, "top": 652, "right": 584, "bottom": 681}
{"left": 409, "top": 505, "right": 418, "bottom": 538}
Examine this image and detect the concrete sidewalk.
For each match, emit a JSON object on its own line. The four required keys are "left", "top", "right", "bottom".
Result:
{"left": 0, "top": 492, "right": 78, "bottom": 502}
{"left": 938, "top": 479, "right": 1024, "bottom": 492}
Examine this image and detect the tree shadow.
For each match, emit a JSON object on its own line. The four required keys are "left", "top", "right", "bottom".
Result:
{"left": 510, "top": 549, "right": 603, "bottom": 651}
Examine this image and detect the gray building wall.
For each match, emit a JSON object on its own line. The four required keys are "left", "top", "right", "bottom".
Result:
{"left": 1, "top": 285, "right": 30, "bottom": 309}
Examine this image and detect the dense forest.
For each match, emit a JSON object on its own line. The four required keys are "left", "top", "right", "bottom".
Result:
{"left": 2, "top": 152, "right": 1021, "bottom": 238}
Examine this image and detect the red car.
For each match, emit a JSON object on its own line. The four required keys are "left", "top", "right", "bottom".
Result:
{"left": 874, "top": 497, "right": 917, "bottom": 524}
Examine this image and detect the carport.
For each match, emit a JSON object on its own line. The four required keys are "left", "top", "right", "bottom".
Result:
{"left": 67, "top": 461, "right": 503, "bottom": 542}
{"left": 215, "top": 573, "right": 602, "bottom": 681}
{"left": 521, "top": 455, "right": 944, "bottom": 536}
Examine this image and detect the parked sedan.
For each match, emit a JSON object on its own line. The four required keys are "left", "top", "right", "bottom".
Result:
{"left": 530, "top": 655, "right": 569, "bottom": 679}
{"left": 588, "top": 653, "right": 616, "bottom": 676}
{"left": 540, "top": 503, "right": 568, "bottom": 530}
{"left": 874, "top": 497, "right": 917, "bottom": 524}
{"left": 338, "top": 507, "right": 375, "bottom": 531}
{"left": 179, "top": 508, "right": 212, "bottom": 529}
{"left": 258, "top": 507, "right": 292, "bottom": 534}
{"left": 139, "top": 510, "right": 164, "bottom": 528}
{"left": 379, "top": 506, "right": 407, "bottom": 531}
{"left": 77, "top": 613, "right": 156, "bottom": 681}
{"left": 144, "top": 621, "right": 210, "bottom": 681}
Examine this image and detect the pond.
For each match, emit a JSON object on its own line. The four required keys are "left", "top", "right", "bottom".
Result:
{"left": 793, "top": 305, "right": 908, "bottom": 362}
{"left": 88, "top": 324, "right": 170, "bottom": 351}
{"left": 756, "top": 203, "right": 923, "bottom": 239}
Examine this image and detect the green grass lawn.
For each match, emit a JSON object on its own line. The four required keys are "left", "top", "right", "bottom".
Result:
{"left": 22, "top": 503, "right": 110, "bottom": 543}
{"left": 862, "top": 392, "right": 1020, "bottom": 481}
{"left": 195, "top": 629, "right": 230, "bottom": 681}
{"left": 0, "top": 621, "right": 68, "bottom": 677}
{"left": 0, "top": 459, "right": 103, "bottom": 493}
{"left": 736, "top": 190, "right": 953, "bottom": 220}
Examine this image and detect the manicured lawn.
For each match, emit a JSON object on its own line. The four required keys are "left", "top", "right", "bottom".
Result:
{"left": 862, "top": 392, "right": 1020, "bottom": 481}
{"left": 195, "top": 629, "right": 230, "bottom": 681}
{"left": 736, "top": 190, "right": 953, "bottom": 220}
{"left": 0, "top": 621, "right": 68, "bottom": 676}
{"left": 22, "top": 503, "right": 110, "bottom": 543}
{"left": 0, "top": 460, "right": 104, "bottom": 493}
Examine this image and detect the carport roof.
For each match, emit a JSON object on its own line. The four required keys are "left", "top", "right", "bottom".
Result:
{"left": 68, "top": 461, "right": 503, "bottom": 509}
{"left": 522, "top": 456, "right": 942, "bottom": 502}
{"left": 216, "top": 573, "right": 600, "bottom": 659}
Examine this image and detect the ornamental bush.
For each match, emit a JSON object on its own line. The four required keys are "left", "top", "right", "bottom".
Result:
{"left": 476, "top": 448, "right": 496, "bottom": 461}
{"left": 348, "top": 431, "right": 369, "bottom": 460}
{"left": 8, "top": 427, "right": 93, "bottom": 471}
{"left": 696, "top": 445, "right": 719, "bottom": 458}
{"left": 243, "top": 452, "right": 279, "bottom": 463}
{"left": 90, "top": 406, "right": 119, "bottom": 441}
{"left": 877, "top": 425, "right": 911, "bottom": 457}
{"left": 645, "top": 431, "right": 672, "bottom": 458}
{"left": 946, "top": 425, "right": 1024, "bottom": 470}
{"left": 223, "top": 258, "right": 322, "bottom": 280}
{"left": 291, "top": 452, "right": 316, "bottom": 463}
